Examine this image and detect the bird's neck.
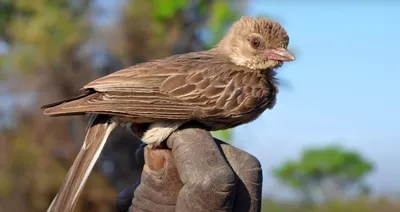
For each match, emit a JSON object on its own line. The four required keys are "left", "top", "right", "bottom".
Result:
{"left": 260, "top": 68, "right": 277, "bottom": 78}
{"left": 206, "top": 47, "right": 278, "bottom": 81}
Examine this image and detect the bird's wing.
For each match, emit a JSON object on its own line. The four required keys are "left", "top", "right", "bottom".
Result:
{"left": 42, "top": 52, "right": 268, "bottom": 122}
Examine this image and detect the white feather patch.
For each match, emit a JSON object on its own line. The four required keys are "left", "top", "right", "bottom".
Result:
{"left": 142, "top": 121, "right": 185, "bottom": 146}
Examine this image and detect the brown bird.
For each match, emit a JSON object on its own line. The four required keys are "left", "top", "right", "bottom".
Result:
{"left": 42, "top": 16, "right": 295, "bottom": 212}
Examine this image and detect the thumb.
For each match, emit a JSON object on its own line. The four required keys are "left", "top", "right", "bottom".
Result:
{"left": 129, "top": 146, "right": 183, "bottom": 212}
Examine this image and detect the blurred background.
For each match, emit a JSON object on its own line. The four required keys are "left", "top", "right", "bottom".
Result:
{"left": 0, "top": 0, "right": 399, "bottom": 211}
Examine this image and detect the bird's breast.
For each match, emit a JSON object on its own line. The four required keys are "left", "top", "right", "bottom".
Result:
{"left": 198, "top": 71, "right": 278, "bottom": 130}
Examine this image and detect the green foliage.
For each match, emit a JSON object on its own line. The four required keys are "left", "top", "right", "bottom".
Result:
{"left": 273, "top": 145, "right": 374, "bottom": 202}
{"left": 150, "top": 0, "right": 188, "bottom": 20}
{"left": 211, "top": 129, "right": 233, "bottom": 144}
{"left": 262, "top": 197, "right": 400, "bottom": 212}
{"left": 0, "top": 0, "right": 90, "bottom": 77}
{"left": 205, "top": 0, "right": 241, "bottom": 47}
{"left": 0, "top": 1, "right": 13, "bottom": 37}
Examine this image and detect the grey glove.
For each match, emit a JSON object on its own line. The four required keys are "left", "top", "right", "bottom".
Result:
{"left": 116, "top": 124, "right": 262, "bottom": 212}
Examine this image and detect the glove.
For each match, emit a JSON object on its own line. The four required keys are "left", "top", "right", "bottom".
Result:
{"left": 116, "top": 123, "right": 262, "bottom": 212}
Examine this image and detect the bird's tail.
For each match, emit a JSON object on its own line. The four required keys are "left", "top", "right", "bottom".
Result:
{"left": 47, "top": 115, "right": 118, "bottom": 212}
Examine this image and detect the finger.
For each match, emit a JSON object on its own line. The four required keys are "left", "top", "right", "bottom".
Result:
{"left": 116, "top": 182, "right": 140, "bottom": 212}
{"left": 130, "top": 147, "right": 183, "bottom": 212}
{"left": 217, "top": 139, "right": 262, "bottom": 212}
{"left": 166, "top": 123, "right": 236, "bottom": 212}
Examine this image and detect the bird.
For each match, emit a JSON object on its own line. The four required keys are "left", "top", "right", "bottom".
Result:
{"left": 42, "top": 16, "right": 295, "bottom": 212}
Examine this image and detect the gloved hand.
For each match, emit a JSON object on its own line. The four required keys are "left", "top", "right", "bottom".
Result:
{"left": 116, "top": 123, "right": 262, "bottom": 212}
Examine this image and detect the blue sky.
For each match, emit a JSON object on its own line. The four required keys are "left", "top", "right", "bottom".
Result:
{"left": 233, "top": 1, "right": 400, "bottom": 198}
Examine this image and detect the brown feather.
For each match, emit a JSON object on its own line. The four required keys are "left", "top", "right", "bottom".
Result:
{"left": 41, "top": 89, "right": 95, "bottom": 110}
{"left": 42, "top": 51, "right": 278, "bottom": 130}
{"left": 48, "top": 115, "right": 118, "bottom": 212}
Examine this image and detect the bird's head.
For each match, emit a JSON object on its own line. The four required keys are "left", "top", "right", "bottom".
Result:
{"left": 216, "top": 16, "right": 295, "bottom": 70}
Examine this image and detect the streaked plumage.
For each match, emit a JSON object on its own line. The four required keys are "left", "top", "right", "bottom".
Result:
{"left": 42, "top": 16, "right": 295, "bottom": 212}
{"left": 44, "top": 51, "right": 278, "bottom": 130}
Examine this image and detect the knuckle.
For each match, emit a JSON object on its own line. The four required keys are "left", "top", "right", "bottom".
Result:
{"left": 198, "top": 167, "right": 236, "bottom": 191}
{"left": 242, "top": 152, "right": 261, "bottom": 170}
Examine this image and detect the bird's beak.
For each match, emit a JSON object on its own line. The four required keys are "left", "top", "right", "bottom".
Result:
{"left": 265, "top": 47, "right": 295, "bottom": 62}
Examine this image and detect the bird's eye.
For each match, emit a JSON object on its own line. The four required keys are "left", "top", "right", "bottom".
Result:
{"left": 250, "top": 38, "right": 261, "bottom": 49}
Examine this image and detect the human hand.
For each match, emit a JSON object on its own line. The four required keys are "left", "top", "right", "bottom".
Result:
{"left": 116, "top": 123, "right": 263, "bottom": 212}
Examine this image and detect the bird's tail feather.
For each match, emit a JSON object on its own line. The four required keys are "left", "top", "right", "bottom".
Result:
{"left": 47, "top": 114, "right": 118, "bottom": 212}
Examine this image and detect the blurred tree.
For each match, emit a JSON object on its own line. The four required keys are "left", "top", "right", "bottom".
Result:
{"left": 0, "top": 0, "right": 247, "bottom": 211}
{"left": 273, "top": 145, "right": 374, "bottom": 204}
{"left": 211, "top": 129, "right": 233, "bottom": 143}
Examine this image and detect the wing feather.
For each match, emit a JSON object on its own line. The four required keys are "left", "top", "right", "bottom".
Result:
{"left": 42, "top": 51, "right": 271, "bottom": 124}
